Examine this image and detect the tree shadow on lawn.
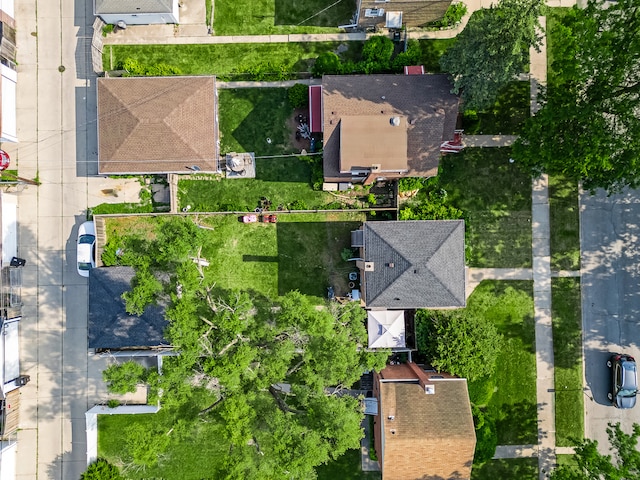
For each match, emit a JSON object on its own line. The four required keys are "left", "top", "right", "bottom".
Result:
{"left": 493, "top": 400, "right": 538, "bottom": 445}
{"left": 275, "top": 221, "right": 359, "bottom": 297}
{"left": 256, "top": 157, "right": 313, "bottom": 183}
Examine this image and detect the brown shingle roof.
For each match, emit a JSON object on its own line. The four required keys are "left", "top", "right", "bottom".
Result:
{"left": 376, "top": 365, "right": 476, "bottom": 480}
{"left": 322, "top": 74, "right": 458, "bottom": 182}
{"left": 97, "top": 76, "right": 218, "bottom": 174}
{"left": 357, "top": 0, "right": 453, "bottom": 28}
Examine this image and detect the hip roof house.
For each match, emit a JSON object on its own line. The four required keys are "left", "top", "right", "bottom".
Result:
{"left": 352, "top": 220, "right": 466, "bottom": 309}
{"left": 97, "top": 76, "right": 219, "bottom": 174}
{"left": 372, "top": 362, "right": 476, "bottom": 480}
{"left": 322, "top": 74, "right": 459, "bottom": 184}
{"left": 94, "top": 0, "right": 180, "bottom": 25}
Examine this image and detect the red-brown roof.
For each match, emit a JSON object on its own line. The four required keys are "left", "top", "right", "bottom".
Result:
{"left": 404, "top": 65, "right": 425, "bottom": 75}
{"left": 97, "top": 76, "right": 219, "bottom": 174}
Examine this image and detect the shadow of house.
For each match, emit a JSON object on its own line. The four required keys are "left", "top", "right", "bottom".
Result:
{"left": 372, "top": 362, "right": 476, "bottom": 480}
{"left": 322, "top": 74, "right": 459, "bottom": 184}
{"left": 88, "top": 266, "right": 171, "bottom": 353}
{"left": 352, "top": 220, "right": 466, "bottom": 310}
{"left": 97, "top": 76, "right": 219, "bottom": 175}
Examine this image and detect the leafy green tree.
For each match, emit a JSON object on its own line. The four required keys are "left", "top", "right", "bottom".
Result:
{"left": 102, "top": 360, "right": 147, "bottom": 394}
{"left": 416, "top": 309, "right": 502, "bottom": 381}
{"left": 514, "top": 0, "right": 640, "bottom": 193}
{"left": 440, "top": 0, "right": 544, "bottom": 110}
{"left": 551, "top": 423, "right": 640, "bottom": 479}
{"left": 81, "top": 458, "right": 124, "bottom": 480}
{"left": 312, "top": 52, "right": 341, "bottom": 76}
{"left": 362, "top": 35, "right": 394, "bottom": 66}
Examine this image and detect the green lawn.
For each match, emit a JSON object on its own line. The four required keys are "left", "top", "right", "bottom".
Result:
{"left": 466, "top": 281, "right": 538, "bottom": 445}
{"left": 99, "top": 391, "right": 229, "bottom": 479}
{"left": 219, "top": 88, "right": 295, "bottom": 155}
{"left": 437, "top": 148, "right": 533, "bottom": 268}
{"left": 178, "top": 160, "right": 332, "bottom": 212}
{"left": 417, "top": 38, "right": 457, "bottom": 73}
{"left": 317, "top": 449, "right": 381, "bottom": 480}
{"left": 105, "top": 212, "right": 364, "bottom": 300}
{"left": 471, "top": 458, "right": 538, "bottom": 480}
{"left": 461, "top": 81, "right": 530, "bottom": 135}
{"left": 552, "top": 277, "right": 584, "bottom": 447}
{"left": 103, "top": 41, "right": 362, "bottom": 79}
{"left": 214, "top": 0, "right": 353, "bottom": 35}
{"left": 549, "top": 175, "right": 580, "bottom": 271}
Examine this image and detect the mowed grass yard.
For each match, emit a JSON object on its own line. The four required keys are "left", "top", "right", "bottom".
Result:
{"left": 437, "top": 148, "right": 533, "bottom": 268}
{"left": 214, "top": 0, "right": 355, "bottom": 35}
{"left": 177, "top": 158, "right": 332, "bottom": 212}
{"left": 218, "top": 88, "right": 294, "bottom": 155}
{"left": 472, "top": 458, "right": 538, "bottom": 480}
{"left": 104, "top": 212, "right": 364, "bottom": 301}
{"left": 102, "top": 41, "right": 361, "bottom": 78}
{"left": 467, "top": 281, "right": 538, "bottom": 446}
{"left": 552, "top": 277, "right": 584, "bottom": 447}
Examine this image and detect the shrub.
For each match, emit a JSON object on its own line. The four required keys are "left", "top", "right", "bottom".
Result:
{"left": 121, "top": 58, "right": 182, "bottom": 76}
{"left": 101, "top": 24, "right": 114, "bottom": 37}
{"left": 107, "top": 399, "right": 120, "bottom": 408}
{"left": 312, "top": 52, "right": 341, "bottom": 76}
{"left": 288, "top": 199, "right": 308, "bottom": 210}
{"left": 472, "top": 405, "right": 498, "bottom": 463}
{"left": 431, "top": 2, "right": 468, "bottom": 28}
{"left": 288, "top": 83, "right": 309, "bottom": 109}
{"left": 103, "top": 361, "right": 147, "bottom": 394}
{"left": 81, "top": 458, "right": 124, "bottom": 480}
{"left": 391, "top": 40, "right": 422, "bottom": 71}
{"left": 366, "top": 193, "right": 377, "bottom": 205}
{"left": 398, "top": 177, "right": 426, "bottom": 193}
{"left": 362, "top": 35, "right": 394, "bottom": 65}
{"left": 341, "top": 247, "right": 355, "bottom": 262}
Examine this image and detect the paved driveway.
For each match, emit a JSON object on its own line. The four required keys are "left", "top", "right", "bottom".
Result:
{"left": 581, "top": 188, "right": 640, "bottom": 449}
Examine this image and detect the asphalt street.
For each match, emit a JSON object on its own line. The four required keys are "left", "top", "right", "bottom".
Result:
{"left": 581, "top": 188, "right": 640, "bottom": 449}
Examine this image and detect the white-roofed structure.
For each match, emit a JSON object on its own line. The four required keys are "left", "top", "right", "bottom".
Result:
{"left": 368, "top": 310, "right": 406, "bottom": 349}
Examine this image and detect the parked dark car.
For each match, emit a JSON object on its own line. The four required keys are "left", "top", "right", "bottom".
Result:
{"left": 607, "top": 354, "right": 638, "bottom": 408}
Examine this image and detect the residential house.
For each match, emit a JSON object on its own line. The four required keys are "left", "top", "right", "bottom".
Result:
{"left": 322, "top": 74, "right": 459, "bottom": 184}
{"left": 96, "top": 76, "right": 219, "bottom": 175}
{"left": 356, "top": 0, "right": 453, "bottom": 30}
{"left": 372, "top": 362, "right": 476, "bottom": 480}
{"left": 0, "top": 0, "right": 16, "bottom": 144}
{"left": 88, "top": 266, "right": 171, "bottom": 353}
{"left": 94, "top": 0, "right": 180, "bottom": 26}
{"left": 351, "top": 220, "right": 466, "bottom": 310}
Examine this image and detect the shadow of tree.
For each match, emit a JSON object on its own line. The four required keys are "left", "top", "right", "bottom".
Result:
{"left": 493, "top": 401, "right": 538, "bottom": 445}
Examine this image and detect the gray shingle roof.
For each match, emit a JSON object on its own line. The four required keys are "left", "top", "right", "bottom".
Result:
{"left": 88, "top": 266, "right": 170, "bottom": 350}
{"left": 97, "top": 76, "right": 219, "bottom": 174}
{"left": 95, "top": 0, "right": 173, "bottom": 14}
{"left": 322, "top": 74, "right": 459, "bottom": 182}
{"left": 364, "top": 220, "right": 465, "bottom": 309}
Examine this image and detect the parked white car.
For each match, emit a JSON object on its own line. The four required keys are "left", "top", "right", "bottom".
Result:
{"left": 76, "top": 221, "right": 96, "bottom": 277}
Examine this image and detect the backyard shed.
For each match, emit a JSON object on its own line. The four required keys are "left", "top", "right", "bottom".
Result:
{"left": 94, "top": 0, "right": 180, "bottom": 25}
{"left": 97, "top": 76, "right": 219, "bottom": 174}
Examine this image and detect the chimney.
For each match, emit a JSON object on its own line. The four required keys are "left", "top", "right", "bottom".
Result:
{"left": 406, "top": 362, "right": 435, "bottom": 394}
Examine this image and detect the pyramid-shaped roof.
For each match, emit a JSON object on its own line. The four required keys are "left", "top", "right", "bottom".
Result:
{"left": 363, "top": 220, "right": 465, "bottom": 309}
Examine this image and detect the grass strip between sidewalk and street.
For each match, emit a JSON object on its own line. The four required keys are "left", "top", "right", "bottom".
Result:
{"left": 549, "top": 175, "right": 580, "bottom": 271}
{"left": 552, "top": 277, "right": 584, "bottom": 447}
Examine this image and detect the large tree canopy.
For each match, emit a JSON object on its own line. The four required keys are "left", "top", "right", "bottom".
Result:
{"left": 440, "top": 0, "right": 544, "bottom": 111}
{"left": 514, "top": 0, "right": 640, "bottom": 193}
{"left": 105, "top": 219, "right": 389, "bottom": 479}
{"left": 551, "top": 423, "right": 640, "bottom": 479}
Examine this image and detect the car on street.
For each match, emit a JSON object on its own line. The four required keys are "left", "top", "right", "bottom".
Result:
{"left": 76, "top": 221, "right": 96, "bottom": 277}
{"left": 607, "top": 354, "right": 638, "bottom": 409}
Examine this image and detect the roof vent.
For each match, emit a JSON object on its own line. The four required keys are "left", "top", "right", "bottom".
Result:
{"left": 387, "top": 262, "right": 395, "bottom": 268}
{"left": 371, "top": 164, "right": 381, "bottom": 172}
{"left": 390, "top": 429, "right": 397, "bottom": 435}
{"left": 381, "top": 96, "right": 386, "bottom": 100}
{"left": 390, "top": 116, "right": 401, "bottom": 127}
{"left": 409, "top": 118, "right": 416, "bottom": 125}
{"left": 424, "top": 384, "right": 435, "bottom": 395}
{"left": 365, "top": 262, "right": 375, "bottom": 271}
{"left": 388, "top": 415, "right": 395, "bottom": 420}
